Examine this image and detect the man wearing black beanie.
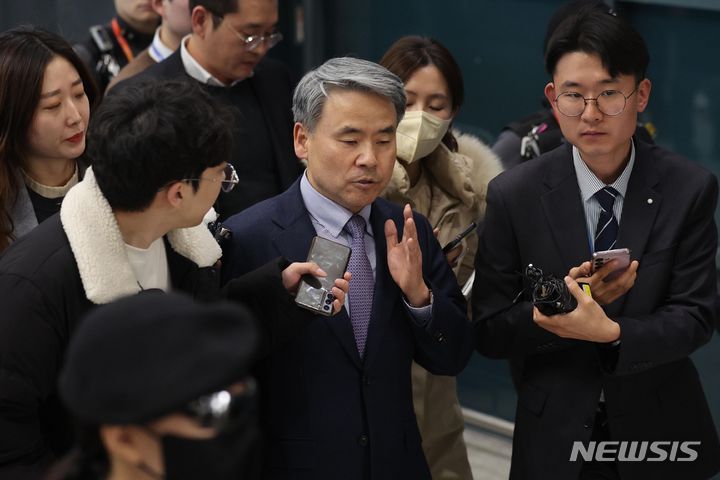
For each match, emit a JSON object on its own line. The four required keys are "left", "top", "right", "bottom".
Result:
{"left": 53, "top": 292, "right": 260, "bottom": 480}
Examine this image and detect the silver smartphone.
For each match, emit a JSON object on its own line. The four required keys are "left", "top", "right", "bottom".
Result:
{"left": 295, "top": 236, "right": 351, "bottom": 316}
{"left": 591, "top": 248, "right": 631, "bottom": 280}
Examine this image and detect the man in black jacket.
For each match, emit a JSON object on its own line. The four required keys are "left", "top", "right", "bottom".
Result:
{"left": 0, "top": 79, "right": 347, "bottom": 477}
{"left": 473, "top": 3, "right": 720, "bottom": 480}
{"left": 115, "top": 0, "right": 302, "bottom": 220}
{"left": 74, "top": 0, "right": 159, "bottom": 91}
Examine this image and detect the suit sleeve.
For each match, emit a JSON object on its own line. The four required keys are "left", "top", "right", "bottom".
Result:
{"left": 471, "top": 180, "right": 576, "bottom": 359}
{"left": 410, "top": 214, "right": 474, "bottom": 375}
{"left": 0, "top": 274, "right": 63, "bottom": 471}
{"left": 610, "top": 173, "right": 718, "bottom": 375}
{"left": 222, "top": 256, "right": 314, "bottom": 359}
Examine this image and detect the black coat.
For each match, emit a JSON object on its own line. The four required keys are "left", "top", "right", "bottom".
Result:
{"left": 0, "top": 215, "right": 219, "bottom": 475}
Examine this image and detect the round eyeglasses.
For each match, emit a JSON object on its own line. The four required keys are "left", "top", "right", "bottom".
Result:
{"left": 218, "top": 17, "right": 283, "bottom": 51}
{"left": 554, "top": 88, "right": 637, "bottom": 117}
{"left": 184, "top": 163, "right": 239, "bottom": 193}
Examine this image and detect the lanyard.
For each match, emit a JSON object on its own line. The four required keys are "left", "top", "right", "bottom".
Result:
{"left": 111, "top": 18, "right": 135, "bottom": 63}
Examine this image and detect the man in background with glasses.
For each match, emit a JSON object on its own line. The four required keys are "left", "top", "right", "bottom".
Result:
{"left": 114, "top": 0, "right": 302, "bottom": 220}
{"left": 472, "top": 2, "right": 720, "bottom": 480}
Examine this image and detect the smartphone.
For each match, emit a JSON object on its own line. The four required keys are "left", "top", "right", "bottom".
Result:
{"left": 295, "top": 236, "right": 351, "bottom": 316}
{"left": 442, "top": 222, "right": 477, "bottom": 254}
{"left": 591, "top": 248, "right": 631, "bottom": 280}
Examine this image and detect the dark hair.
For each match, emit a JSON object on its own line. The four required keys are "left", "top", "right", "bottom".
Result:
{"left": 89, "top": 79, "right": 233, "bottom": 211}
{"left": 0, "top": 25, "right": 99, "bottom": 252}
{"left": 379, "top": 36, "right": 464, "bottom": 152}
{"left": 544, "top": 1, "right": 649, "bottom": 82}
{"left": 189, "top": 0, "right": 240, "bottom": 28}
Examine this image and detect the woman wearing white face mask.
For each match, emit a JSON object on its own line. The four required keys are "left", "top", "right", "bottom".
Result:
{"left": 380, "top": 36, "right": 503, "bottom": 480}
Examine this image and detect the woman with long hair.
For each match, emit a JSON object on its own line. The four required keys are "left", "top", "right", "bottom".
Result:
{"left": 380, "top": 36, "right": 503, "bottom": 480}
{"left": 0, "top": 25, "right": 98, "bottom": 253}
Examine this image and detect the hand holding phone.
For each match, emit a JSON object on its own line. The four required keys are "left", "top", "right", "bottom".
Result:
{"left": 591, "top": 248, "right": 631, "bottom": 281}
{"left": 295, "top": 236, "right": 351, "bottom": 316}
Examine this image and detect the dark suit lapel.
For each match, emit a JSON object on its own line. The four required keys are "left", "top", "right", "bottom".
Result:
{"left": 606, "top": 142, "right": 661, "bottom": 317}
{"left": 363, "top": 201, "right": 401, "bottom": 370}
{"left": 271, "top": 181, "right": 362, "bottom": 369}
{"left": 540, "top": 147, "right": 593, "bottom": 272}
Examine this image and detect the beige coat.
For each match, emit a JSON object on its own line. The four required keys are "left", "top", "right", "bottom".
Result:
{"left": 383, "top": 131, "right": 503, "bottom": 285}
{"left": 382, "top": 131, "right": 502, "bottom": 480}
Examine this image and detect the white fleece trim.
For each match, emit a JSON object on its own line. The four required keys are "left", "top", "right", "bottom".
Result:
{"left": 60, "top": 168, "right": 221, "bottom": 304}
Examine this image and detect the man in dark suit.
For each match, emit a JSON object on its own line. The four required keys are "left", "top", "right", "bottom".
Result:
{"left": 222, "top": 57, "right": 473, "bottom": 479}
{"left": 472, "top": 4, "right": 720, "bottom": 480}
{"left": 115, "top": 0, "right": 302, "bottom": 219}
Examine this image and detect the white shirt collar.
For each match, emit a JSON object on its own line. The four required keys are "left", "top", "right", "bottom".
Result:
{"left": 573, "top": 139, "right": 635, "bottom": 202}
{"left": 179, "top": 35, "right": 250, "bottom": 87}
{"left": 148, "top": 26, "right": 175, "bottom": 63}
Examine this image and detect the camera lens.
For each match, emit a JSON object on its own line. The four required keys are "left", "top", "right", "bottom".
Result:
{"left": 327, "top": 293, "right": 334, "bottom": 301}
{"left": 323, "top": 305, "right": 330, "bottom": 311}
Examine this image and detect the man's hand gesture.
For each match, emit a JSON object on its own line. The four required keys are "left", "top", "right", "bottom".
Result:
{"left": 385, "top": 204, "right": 431, "bottom": 307}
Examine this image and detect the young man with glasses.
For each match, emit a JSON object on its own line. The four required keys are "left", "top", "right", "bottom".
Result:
{"left": 472, "top": 3, "right": 720, "bottom": 480}
{"left": 0, "top": 79, "right": 348, "bottom": 476}
{"left": 114, "top": 0, "right": 302, "bottom": 220}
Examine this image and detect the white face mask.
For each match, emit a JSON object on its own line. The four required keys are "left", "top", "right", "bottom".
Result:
{"left": 395, "top": 110, "right": 451, "bottom": 164}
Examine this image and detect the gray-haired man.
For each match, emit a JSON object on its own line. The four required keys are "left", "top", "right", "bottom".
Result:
{"left": 221, "top": 57, "right": 473, "bottom": 480}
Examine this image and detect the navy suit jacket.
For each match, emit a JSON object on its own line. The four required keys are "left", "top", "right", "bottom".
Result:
{"left": 222, "top": 180, "right": 473, "bottom": 480}
{"left": 473, "top": 139, "right": 720, "bottom": 480}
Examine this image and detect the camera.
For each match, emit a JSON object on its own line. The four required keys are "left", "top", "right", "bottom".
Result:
{"left": 524, "top": 264, "right": 577, "bottom": 316}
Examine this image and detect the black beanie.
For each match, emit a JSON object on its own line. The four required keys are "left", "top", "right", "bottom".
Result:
{"left": 59, "top": 291, "right": 258, "bottom": 425}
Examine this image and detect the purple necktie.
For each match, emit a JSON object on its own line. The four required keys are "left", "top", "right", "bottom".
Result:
{"left": 344, "top": 215, "right": 374, "bottom": 358}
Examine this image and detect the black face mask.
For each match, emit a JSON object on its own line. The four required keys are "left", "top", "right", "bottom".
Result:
{"left": 139, "top": 419, "right": 261, "bottom": 480}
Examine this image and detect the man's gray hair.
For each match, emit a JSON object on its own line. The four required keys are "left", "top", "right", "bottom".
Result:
{"left": 292, "top": 57, "right": 407, "bottom": 131}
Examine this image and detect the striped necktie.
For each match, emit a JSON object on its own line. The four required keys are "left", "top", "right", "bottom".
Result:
{"left": 593, "top": 186, "right": 620, "bottom": 251}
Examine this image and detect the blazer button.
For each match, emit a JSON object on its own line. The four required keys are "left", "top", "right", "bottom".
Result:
{"left": 435, "top": 332, "right": 446, "bottom": 343}
{"left": 358, "top": 434, "right": 369, "bottom": 447}
{"left": 363, "top": 375, "right": 371, "bottom": 386}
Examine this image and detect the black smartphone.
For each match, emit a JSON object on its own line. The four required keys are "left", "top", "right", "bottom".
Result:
{"left": 442, "top": 222, "right": 477, "bottom": 254}
{"left": 295, "top": 236, "right": 351, "bottom": 316}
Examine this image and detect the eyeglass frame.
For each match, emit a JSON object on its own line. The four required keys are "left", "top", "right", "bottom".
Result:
{"left": 208, "top": 11, "right": 283, "bottom": 51}
{"left": 183, "top": 163, "right": 239, "bottom": 193}
{"left": 181, "top": 378, "right": 258, "bottom": 432}
{"left": 553, "top": 87, "right": 638, "bottom": 117}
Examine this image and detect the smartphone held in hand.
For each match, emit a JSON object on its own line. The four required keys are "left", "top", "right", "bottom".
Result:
{"left": 591, "top": 248, "right": 631, "bottom": 280}
{"left": 295, "top": 236, "right": 351, "bottom": 316}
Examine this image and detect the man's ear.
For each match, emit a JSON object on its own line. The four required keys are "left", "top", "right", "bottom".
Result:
{"left": 635, "top": 78, "right": 652, "bottom": 113}
{"left": 99, "top": 425, "right": 144, "bottom": 465}
{"left": 190, "top": 5, "right": 211, "bottom": 37}
{"left": 164, "top": 181, "right": 185, "bottom": 208}
{"left": 293, "top": 122, "right": 310, "bottom": 161}
{"left": 150, "top": 0, "right": 165, "bottom": 17}
{"left": 544, "top": 82, "right": 558, "bottom": 114}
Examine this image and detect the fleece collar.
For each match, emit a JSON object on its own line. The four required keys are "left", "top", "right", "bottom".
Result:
{"left": 60, "top": 168, "right": 221, "bottom": 304}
